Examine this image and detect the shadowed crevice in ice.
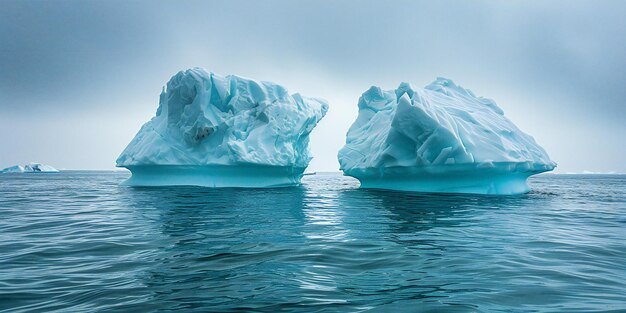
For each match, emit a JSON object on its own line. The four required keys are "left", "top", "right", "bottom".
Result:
{"left": 117, "top": 68, "right": 327, "bottom": 187}
{"left": 338, "top": 78, "right": 556, "bottom": 195}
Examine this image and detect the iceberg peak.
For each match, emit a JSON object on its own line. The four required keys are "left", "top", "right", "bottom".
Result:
{"left": 425, "top": 77, "right": 476, "bottom": 98}
{"left": 395, "top": 82, "right": 415, "bottom": 100}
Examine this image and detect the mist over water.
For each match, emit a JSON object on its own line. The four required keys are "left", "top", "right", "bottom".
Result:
{"left": 1, "top": 172, "right": 625, "bottom": 312}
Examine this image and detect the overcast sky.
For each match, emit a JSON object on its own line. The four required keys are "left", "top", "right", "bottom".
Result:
{"left": 1, "top": 0, "right": 624, "bottom": 173}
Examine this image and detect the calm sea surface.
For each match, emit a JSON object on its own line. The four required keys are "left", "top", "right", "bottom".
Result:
{"left": 0, "top": 172, "right": 625, "bottom": 312}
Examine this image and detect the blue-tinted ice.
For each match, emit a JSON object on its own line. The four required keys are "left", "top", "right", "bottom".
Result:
{"left": 338, "top": 78, "right": 556, "bottom": 194}
{"left": 117, "top": 68, "right": 327, "bottom": 187}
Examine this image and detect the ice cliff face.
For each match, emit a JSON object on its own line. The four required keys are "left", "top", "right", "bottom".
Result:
{"left": 117, "top": 68, "right": 327, "bottom": 187}
{"left": 338, "top": 78, "right": 556, "bottom": 194}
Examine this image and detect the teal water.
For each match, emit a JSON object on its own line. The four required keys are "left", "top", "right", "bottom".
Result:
{"left": 1, "top": 172, "right": 625, "bottom": 312}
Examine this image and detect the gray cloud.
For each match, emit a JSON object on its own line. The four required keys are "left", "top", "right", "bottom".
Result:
{"left": 1, "top": 0, "right": 624, "bottom": 172}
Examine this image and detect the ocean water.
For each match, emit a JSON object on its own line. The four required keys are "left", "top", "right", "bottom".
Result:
{"left": 0, "top": 172, "right": 625, "bottom": 312}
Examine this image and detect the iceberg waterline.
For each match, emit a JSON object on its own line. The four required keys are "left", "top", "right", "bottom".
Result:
{"left": 121, "top": 165, "right": 306, "bottom": 188}
{"left": 116, "top": 68, "right": 327, "bottom": 187}
{"left": 338, "top": 78, "right": 556, "bottom": 195}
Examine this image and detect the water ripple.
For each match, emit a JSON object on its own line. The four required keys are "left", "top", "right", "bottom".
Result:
{"left": 0, "top": 172, "right": 625, "bottom": 312}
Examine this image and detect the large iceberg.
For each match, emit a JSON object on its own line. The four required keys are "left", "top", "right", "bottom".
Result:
{"left": 2, "top": 163, "right": 59, "bottom": 173}
{"left": 117, "top": 68, "right": 328, "bottom": 187}
{"left": 338, "top": 78, "right": 556, "bottom": 195}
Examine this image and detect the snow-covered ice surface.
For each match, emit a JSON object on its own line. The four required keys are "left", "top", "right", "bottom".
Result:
{"left": 338, "top": 78, "right": 556, "bottom": 195}
{"left": 2, "top": 163, "right": 59, "bottom": 173}
{"left": 117, "top": 68, "right": 327, "bottom": 187}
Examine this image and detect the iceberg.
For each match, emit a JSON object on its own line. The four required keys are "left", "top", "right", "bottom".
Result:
{"left": 2, "top": 163, "right": 59, "bottom": 173}
{"left": 338, "top": 78, "right": 556, "bottom": 195}
{"left": 117, "top": 68, "right": 328, "bottom": 187}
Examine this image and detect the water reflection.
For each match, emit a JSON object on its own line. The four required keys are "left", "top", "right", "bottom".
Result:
{"left": 294, "top": 187, "right": 351, "bottom": 306}
{"left": 119, "top": 176, "right": 559, "bottom": 312}
{"left": 2, "top": 172, "right": 622, "bottom": 312}
{"left": 123, "top": 186, "right": 311, "bottom": 311}
{"left": 341, "top": 189, "right": 535, "bottom": 230}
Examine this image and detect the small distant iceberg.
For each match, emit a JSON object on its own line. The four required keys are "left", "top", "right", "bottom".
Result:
{"left": 117, "top": 68, "right": 327, "bottom": 187}
{"left": 563, "top": 171, "right": 621, "bottom": 175}
{"left": 338, "top": 78, "right": 556, "bottom": 195}
{"left": 2, "top": 163, "right": 60, "bottom": 173}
